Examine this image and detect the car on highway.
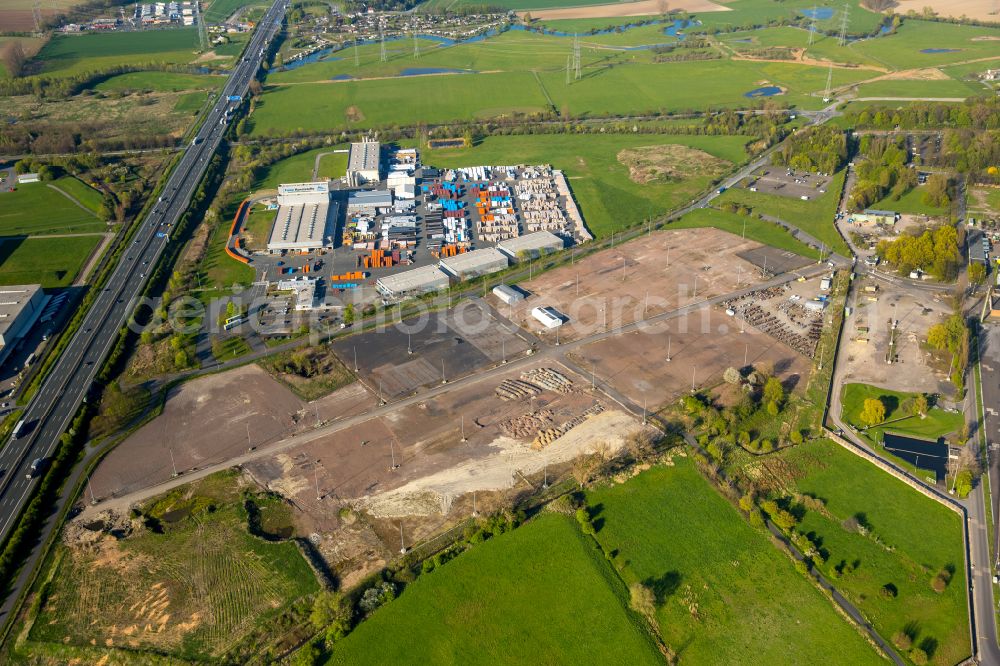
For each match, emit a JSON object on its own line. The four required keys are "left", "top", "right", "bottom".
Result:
{"left": 26, "top": 457, "right": 47, "bottom": 479}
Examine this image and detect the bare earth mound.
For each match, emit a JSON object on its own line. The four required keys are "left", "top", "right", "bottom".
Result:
{"left": 523, "top": 0, "right": 730, "bottom": 20}
{"left": 892, "top": 0, "right": 999, "bottom": 22}
{"left": 617, "top": 144, "right": 731, "bottom": 184}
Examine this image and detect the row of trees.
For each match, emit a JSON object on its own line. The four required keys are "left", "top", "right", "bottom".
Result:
{"left": 847, "top": 97, "right": 1000, "bottom": 132}
{"left": 927, "top": 312, "right": 970, "bottom": 392}
{"left": 876, "top": 225, "right": 962, "bottom": 281}
{"left": 770, "top": 125, "right": 848, "bottom": 175}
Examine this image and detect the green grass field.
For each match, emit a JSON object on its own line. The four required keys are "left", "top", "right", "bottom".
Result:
{"left": 24, "top": 471, "right": 318, "bottom": 663}
{"left": 670, "top": 207, "right": 819, "bottom": 257}
{"left": 584, "top": 458, "right": 883, "bottom": 664}
{"left": 0, "top": 235, "right": 101, "bottom": 287}
{"left": 414, "top": 133, "right": 749, "bottom": 237}
{"left": 252, "top": 145, "right": 350, "bottom": 190}
{"left": 212, "top": 335, "right": 252, "bottom": 361}
{"left": 0, "top": 180, "right": 105, "bottom": 236}
{"left": 48, "top": 177, "right": 105, "bottom": 217}
{"left": 94, "top": 71, "right": 225, "bottom": 92}
{"left": 254, "top": 57, "right": 875, "bottom": 135}
{"left": 840, "top": 382, "right": 964, "bottom": 443}
{"left": 852, "top": 19, "right": 1000, "bottom": 71}
{"left": 852, "top": 77, "right": 987, "bottom": 100}
{"left": 205, "top": 0, "right": 270, "bottom": 22}
{"left": 35, "top": 29, "right": 201, "bottom": 78}
{"left": 760, "top": 439, "right": 970, "bottom": 665}
{"left": 327, "top": 512, "right": 662, "bottom": 665}
{"left": 873, "top": 185, "right": 950, "bottom": 217}
{"left": 716, "top": 170, "right": 850, "bottom": 254}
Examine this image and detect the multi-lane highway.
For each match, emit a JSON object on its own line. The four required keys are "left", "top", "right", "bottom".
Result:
{"left": 0, "top": 0, "right": 288, "bottom": 545}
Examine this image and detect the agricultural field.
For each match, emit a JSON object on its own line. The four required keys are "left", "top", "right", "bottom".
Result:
{"left": 0, "top": 235, "right": 102, "bottom": 288}
{"left": 0, "top": 179, "right": 105, "bottom": 236}
{"left": 205, "top": 0, "right": 271, "bottom": 23}
{"left": 0, "top": 36, "right": 46, "bottom": 76}
{"left": 852, "top": 77, "right": 988, "bottom": 100}
{"left": 32, "top": 29, "right": 203, "bottom": 78}
{"left": 584, "top": 458, "right": 884, "bottom": 664}
{"left": 716, "top": 170, "right": 850, "bottom": 255}
{"left": 415, "top": 133, "right": 751, "bottom": 237}
{"left": 852, "top": 20, "right": 1000, "bottom": 71}
{"left": 0, "top": 1, "right": 80, "bottom": 32}
{"left": 93, "top": 70, "right": 226, "bottom": 93}
{"left": 253, "top": 58, "right": 876, "bottom": 135}
{"left": 840, "top": 382, "right": 964, "bottom": 443}
{"left": 327, "top": 513, "right": 663, "bottom": 665}
{"left": 19, "top": 471, "right": 319, "bottom": 664}
{"left": 737, "top": 439, "right": 970, "bottom": 665}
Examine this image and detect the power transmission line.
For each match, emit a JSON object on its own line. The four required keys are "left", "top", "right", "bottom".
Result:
{"left": 32, "top": 1, "right": 42, "bottom": 32}
{"left": 380, "top": 27, "right": 387, "bottom": 62}
{"left": 573, "top": 33, "right": 581, "bottom": 80}
{"left": 807, "top": 6, "right": 817, "bottom": 46}
{"left": 838, "top": 3, "right": 850, "bottom": 47}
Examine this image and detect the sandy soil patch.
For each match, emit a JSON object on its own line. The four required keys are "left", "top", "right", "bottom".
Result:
{"left": 617, "top": 144, "right": 730, "bottom": 184}
{"left": 522, "top": 0, "right": 730, "bottom": 20}
{"left": 357, "top": 410, "right": 643, "bottom": 517}
{"left": 90, "top": 366, "right": 375, "bottom": 500}
{"left": 878, "top": 67, "right": 951, "bottom": 81}
{"left": 892, "top": 0, "right": 999, "bottom": 23}
{"left": 489, "top": 227, "right": 790, "bottom": 342}
{"left": 839, "top": 276, "right": 953, "bottom": 395}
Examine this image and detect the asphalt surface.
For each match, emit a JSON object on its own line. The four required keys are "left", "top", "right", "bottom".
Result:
{"left": 0, "top": 0, "right": 288, "bottom": 545}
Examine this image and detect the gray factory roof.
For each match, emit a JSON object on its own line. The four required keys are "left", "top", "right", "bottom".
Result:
{"left": 267, "top": 201, "right": 337, "bottom": 250}
{"left": 497, "top": 231, "right": 565, "bottom": 259}
{"left": 347, "top": 190, "right": 393, "bottom": 209}
{"left": 439, "top": 247, "right": 509, "bottom": 278}
{"left": 0, "top": 284, "right": 42, "bottom": 341}
{"left": 376, "top": 265, "right": 450, "bottom": 297}
{"left": 348, "top": 141, "right": 380, "bottom": 173}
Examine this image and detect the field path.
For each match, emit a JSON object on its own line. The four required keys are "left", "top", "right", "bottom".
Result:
{"left": 73, "top": 232, "right": 114, "bottom": 286}
{"left": 46, "top": 183, "right": 101, "bottom": 219}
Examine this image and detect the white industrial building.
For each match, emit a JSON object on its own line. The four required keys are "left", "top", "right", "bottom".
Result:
{"left": 532, "top": 306, "right": 564, "bottom": 329}
{"left": 439, "top": 248, "right": 509, "bottom": 279}
{"left": 497, "top": 231, "right": 565, "bottom": 261}
{"left": 493, "top": 284, "right": 524, "bottom": 305}
{"left": 277, "top": 276, "right": 319, "bottom": 310}
{"left": 0, "top": 285, "right": 46, "bottom": 366}
{"left": 347, "top": 190, "right": 393, "bottom": 213}
{"left": 267, "top": 182, "right": 337, "bottom": 253}
{"left": 346, "top": 139, "right": 381, "bottom": 187}
{"left": 376, "top": 265, "right": 450, "bottom": 298}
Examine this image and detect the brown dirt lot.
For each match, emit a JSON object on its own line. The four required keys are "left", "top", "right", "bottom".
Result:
{"left": 840, "top": 277, "right": 953, "bottom": 395}
{"left": 571, "top": 306, "right": 810, "bottom": 409}
{"left": 490, "top": 227, "right": 787, "bottom": 341}
{"left": 617, "top": 144, "right": 731, "bottom": 184}
{"left": 90, "top": 365, "right": 376, "bottom": 500}
{"left": 243, "top": 361, "right": 640, "bottom": 518}
{"left": 241, "top": 360, "right": 647, "bottom": 583}
{"left": 523, "top": 0, "right": 730, "bottom": 20}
